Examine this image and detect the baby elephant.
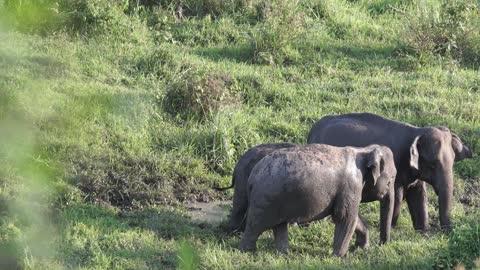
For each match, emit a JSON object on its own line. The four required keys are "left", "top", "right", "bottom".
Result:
{"left": 239, "top": 144, "right": 396, "bottom": 257}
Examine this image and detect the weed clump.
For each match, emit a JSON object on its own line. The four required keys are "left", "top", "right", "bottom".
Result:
{"left": 135, "top": 0, "right": 254, "bottom": 18}
{"left": 164, "top": 69, "right": 241, "bottom": 121}
{"left": 3, "top": 0, "right": 62, "bottom": 34}
{"left": 70, "top": 150, "right": 223, "bottom": 208}
{"left": 435, "top": 214, "right": 480, "bottom": 269}
{"left": 134, "top": 45, "right": 180, "bottom": 80}
{"left": 403, "top": 0, "right": 480, "bottom": 66}
{"left": 250, "top": 0, "right": 305, "bottom": 65}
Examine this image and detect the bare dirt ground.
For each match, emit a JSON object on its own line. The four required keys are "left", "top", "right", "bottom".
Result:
{"left": 185, "top": 201, "right": 230, "bottom": 224}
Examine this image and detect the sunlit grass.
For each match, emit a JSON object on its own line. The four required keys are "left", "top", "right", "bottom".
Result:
{"left": 1, "top": 0, "right": 479, "bottom": 269}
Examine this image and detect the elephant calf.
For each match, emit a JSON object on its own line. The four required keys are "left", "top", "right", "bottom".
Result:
{"left": 239, "top": 144, "right": 397, "bottom": 257}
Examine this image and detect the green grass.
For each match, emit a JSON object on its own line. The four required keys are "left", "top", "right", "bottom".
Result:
{"left": 1, "top": 0, "right": 480, "bottom": 269}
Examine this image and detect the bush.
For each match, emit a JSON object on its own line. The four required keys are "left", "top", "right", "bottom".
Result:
{"left": 403, "top": 0, "right": 480, "bottom": 66}
{"left": 3, "top": 0, "right": 152, "bottom": 40}
{"left": 170, "top": 16, "right": 246, "bottom": 46}
{"left": 135, "top": 0, "right": 254, "bottom": 18}
{"left": 134, "top": 45, "right": 180, "bottom": 80}
{"left": 163, "top": 68, "right": 241, "bottom": 121}
{"left": 3, "top": 0, "right": 62, "bottom": 34}
{"left": 249, "top": 0, "right": 305, "bottom": 65}
{"left": 435, "top": 215, "right": 480, "bottom": 269}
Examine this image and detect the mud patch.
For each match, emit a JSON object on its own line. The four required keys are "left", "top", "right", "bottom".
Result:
{"left": 185, "top": 201, "right": 230, "bottom": 224}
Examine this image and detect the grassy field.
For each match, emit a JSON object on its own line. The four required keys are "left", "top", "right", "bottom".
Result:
{"left": 1, "top": 0, "right": 480, "bottom": 269}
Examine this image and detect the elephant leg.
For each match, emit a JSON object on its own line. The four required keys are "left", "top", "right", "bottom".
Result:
{"left": 238, "top": 222, "right": 262, "bottom": 252}
{"left": 229, "top": 190, "right": 248, "bottom": 233}
{"left": 332, "top": 209, "right": 358, "bottom": 257}
{"left": 379, "top": 185, "right": 394, "bottom": 244}
{"left": 354, "top": 214, "right": 369, "bottom": 250}
{"left": 272, "top": 222, "right": 289, "bottom": 253}
{"left": 391, "top": 186, "right": 404, "bottom": 228}
{"left": 239, "top": 208, "right": 268, "bottom": 252}
{"left": 405, "top": 181, "right": 429, "bottom": 231}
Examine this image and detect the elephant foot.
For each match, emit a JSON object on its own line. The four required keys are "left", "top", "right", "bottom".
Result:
{"left": 353, "top": 237, "right": 369, "bottom": 250}
{"left": 440, "top": 223, "right": 452, "bottom": 234}
{"left": 355, "top": 241, "right": 369, "bottom": 250}
{"left": 391, "top": 219, "right": 398, "bottom": 228}
{"left": 413, "top": 224, "right": 430, "bottom": 233}
{"left": 273, "top": 222, "right": 289, "bottom": 254}
{"left": 238, "top": 237, "right": 257, "bottom": 253}
{"left": 238, "top": 243, "right": 256, "bottom": 253}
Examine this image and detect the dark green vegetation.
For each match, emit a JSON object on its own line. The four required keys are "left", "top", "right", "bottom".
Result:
{"left": 0, "top": 0, "right": 479, "bottom": 269}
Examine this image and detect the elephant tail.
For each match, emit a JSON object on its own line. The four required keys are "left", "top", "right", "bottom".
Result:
{"left": 213, "top": 175, "right": 235, "bottom": 191}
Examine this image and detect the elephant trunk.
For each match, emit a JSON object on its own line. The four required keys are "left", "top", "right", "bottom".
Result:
{"left": 434, "top": 172, "right": 453, "bottom": 231}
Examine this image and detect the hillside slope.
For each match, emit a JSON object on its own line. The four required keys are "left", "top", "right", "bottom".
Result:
{"left": 0, "top": 0, "right": 479, "bottom": 269}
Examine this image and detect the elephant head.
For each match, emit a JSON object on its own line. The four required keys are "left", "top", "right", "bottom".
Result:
{"left": 362, "top": 146, "right": 396, "bottom": 201}
{"left": 408, "top": 126, "right": 469, "bottom": 229}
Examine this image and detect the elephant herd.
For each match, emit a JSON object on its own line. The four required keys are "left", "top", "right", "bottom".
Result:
{"left": 215, "top": 113, "right": 473, "bottom": 256}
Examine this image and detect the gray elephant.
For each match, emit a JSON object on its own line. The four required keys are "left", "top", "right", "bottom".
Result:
{"left": 307, "top": 113, "right": 473, "bottom": 231}
{"left": 217, "top": 142, "right": 394, "bottom": 247}
{"left": 239, "top": 144, "right": 397, "bottom": 256}
{"left": 214, "top": 143, "right": 298, "bottom": 233}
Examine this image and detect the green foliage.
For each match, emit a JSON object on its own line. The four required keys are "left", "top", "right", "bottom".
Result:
{"left": 250, "top": 0, "right": 305, "bottom": 65}
{"left": 178, "top": 241, "right": 199, "bottom": 270}
{"left": 3, "top": 0, "right": 61, "bottom": 34}
{"left": 1, "top": 0, "right": 480, "bottom": 269}
{"left": 170, "top": 16, "right": 247, "bottom": 46}
{"left": 164, "top": 68, "right": 241, "bottom": 121}
{"left": 136, "top": 0, "right": 255, "bottom": 18}
{"left": 403, "top": 0, "right": 480, "bottom": 66}
{"left": 435, "top": 215, "right": 480, "bottom": 269}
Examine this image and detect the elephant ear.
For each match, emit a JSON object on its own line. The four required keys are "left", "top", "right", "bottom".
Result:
{"left": 451, "top": 133, "right": 473, "bottom": 161}
{"left": 409, "top": 136, "right": 421, "bottom": 171}
{"left": 367, "top": 148, "right": 384, "bottom": 186}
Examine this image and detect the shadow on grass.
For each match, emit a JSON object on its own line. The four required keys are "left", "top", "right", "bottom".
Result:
{"left": 121, "top": 207, "right": 228, "bottom": 241}
{"left": 193, "top": 45, "right": 253, "bottom": 64}
{"left": 1, "top": 51, "right": 68, "bottom": 78}
{"left": 310, "top": 43, "right": 415, "bottom": 72}
{"left": 193, "top": 41, "right": 416, "bottom": 73}
{"left": 61, "top": 204, "right": 231, "bottom": 269}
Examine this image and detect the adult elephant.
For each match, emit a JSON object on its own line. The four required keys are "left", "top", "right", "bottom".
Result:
{"left": 307, "top": 112, "right": 473, "bottom": 231}
{"left": 215, "top": 143, "right": 298, "bottom": 233}
{"left": 239, "top": 144, "right": 397, "bottom": 256}
{"left": 217, "top": 142, "right": 395, "bottom": 246}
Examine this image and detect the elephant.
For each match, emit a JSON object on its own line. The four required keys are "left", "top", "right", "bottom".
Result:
{"left": 218, "top": 143, "right": 395, "bottom": 245}
{"left": 214, "top": 143, "right": 298, "bottom": 233}
{"left": 307, "top": 112, "right": 473, "bottom": 231}
{"left": 239, "top": 144, "right": 397, "bottom": 256}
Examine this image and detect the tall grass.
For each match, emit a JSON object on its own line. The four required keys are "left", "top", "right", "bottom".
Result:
{"left": 1, "top": 0, "right": 479, "bottom": 268}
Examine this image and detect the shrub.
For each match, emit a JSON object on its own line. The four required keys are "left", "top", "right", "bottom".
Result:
{"left": 61, "top": 0, "right": 152, "bottom": 40}
{"left": 3, "top": 0, "right": 62, "bottom": 34}
{"left": 163, "top": 68, "right": 241, "bottom": 121}
{"left": 3, "top": 0, "right": 153, "bottom": 42}
{"left": 134, "top": 45, "right": 180, "bottom": 80}
{"left": 249, "top": 0, "right": 305, "bottom": 65}
{"left": 191, "top": 114, "right": 262, "bottom": 175}
{"left": 170, "top": 16, "right": 246, "bottom": 46}
{"left": 135, "top": 0, "right": 254, "bottom": 18}
{"left": 435, "top": 214, "right": 480, "bottom": 269}
{"left": 403, "top": 0, "right": 480, "bottom": 66}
